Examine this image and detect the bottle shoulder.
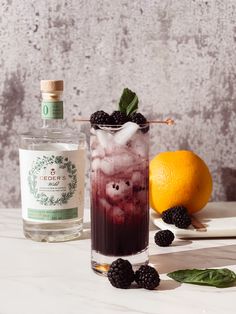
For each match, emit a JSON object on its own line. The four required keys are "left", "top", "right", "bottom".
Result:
{"left": 21, "top": 126, "right": 85, "bottom": 139}
{"left": 20, "top": 127, "right": 86, "bottom": 150}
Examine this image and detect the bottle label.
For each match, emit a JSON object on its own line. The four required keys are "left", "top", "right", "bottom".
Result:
{"left": 19, "top": 149, "right": 85, "bottom": 222}
{"left": 41, "top": 101, "right": 63, "bottom": 119}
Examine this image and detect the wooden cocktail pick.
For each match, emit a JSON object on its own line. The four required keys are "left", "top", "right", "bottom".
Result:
{"left": 148, "top": 118, "right": 174, "bottom": 125}
{"left": 73, "top": 118, "right": 175, "bottom": 125}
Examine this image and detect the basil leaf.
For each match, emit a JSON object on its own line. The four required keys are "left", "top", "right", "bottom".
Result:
{"left": 167, "top": 268, "right": 236, "bottom": 288}
{"left": 119, "top": 88, "right": 139, "bottom": 115}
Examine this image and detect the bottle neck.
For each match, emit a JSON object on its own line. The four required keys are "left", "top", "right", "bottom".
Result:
{"left": 41, "top": 91, "right": 64, "bottom": 128}
{"left": 42, "top": 119, "right": 63, "bottom": 129}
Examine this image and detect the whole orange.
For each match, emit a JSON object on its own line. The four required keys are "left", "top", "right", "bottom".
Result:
{"left": 149, "top": 150, "right": 213, "bottom": 214}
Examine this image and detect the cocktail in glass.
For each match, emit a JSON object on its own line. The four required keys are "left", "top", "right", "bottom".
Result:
{"left": 90, "top": 122, "right": 149, "bottom": 275}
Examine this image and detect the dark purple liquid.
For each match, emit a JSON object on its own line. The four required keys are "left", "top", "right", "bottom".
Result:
{"left": 90, "top": 129, "right": 149, "bottom": 256}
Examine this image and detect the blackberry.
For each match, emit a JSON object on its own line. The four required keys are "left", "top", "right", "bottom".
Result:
{"left": 162, "top": 206, "right": 188, "bottom": 225}
{"left": 135, "top": 265, "right": 160, "bottom": 290}
{"left": 107, "top": 258, "right": 134, "bottom": 289}
{"left": 90, "top": 110, "right": 112, "bottom": 128}
{"left": 110, "top": 111, "right": 128, "bottom": 126}
{"left": 172, "top": 210, "right": 191, "bottom": 229}
{"left": 154, "top": 230, "right": 175, "bottom": 247}
{"left": 130, "top": 112, "right": 149, "bottom": 133}
{"left": 171, "top": 205, "right": 188, "bottom": 215}
{"left": 162, "top": 208, "right": 174, "bottom": 224}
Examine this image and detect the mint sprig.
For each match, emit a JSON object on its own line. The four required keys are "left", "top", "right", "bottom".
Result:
{"left": 119, "top": 88, "right": 138, "bottom": 116}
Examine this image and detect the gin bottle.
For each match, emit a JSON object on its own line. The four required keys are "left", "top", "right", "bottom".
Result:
{"left": 19, "top": 80, "right": 86, "bottom": 242}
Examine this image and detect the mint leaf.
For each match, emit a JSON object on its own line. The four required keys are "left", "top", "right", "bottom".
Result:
{"left": 167, "top": 268, "right": 236, "bottom": 288}
{"left": 126, "top": 95, "right": 138, "bottom": 115}
{"left": 119, "top": 88, "right": 139, "bottom": 116}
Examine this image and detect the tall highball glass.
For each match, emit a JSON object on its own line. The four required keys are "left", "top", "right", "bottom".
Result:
{"left": 90, "top": 122, "right": 149, "bottom": 275}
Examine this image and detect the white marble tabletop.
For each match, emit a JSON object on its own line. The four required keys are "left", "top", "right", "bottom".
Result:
{"left": 0, "top": 202, "right": 236, "bottom": 314}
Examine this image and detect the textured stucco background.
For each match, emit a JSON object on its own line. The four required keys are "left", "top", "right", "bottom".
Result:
{"left": 0, "top": 0, "right": 235, "bottom": 208}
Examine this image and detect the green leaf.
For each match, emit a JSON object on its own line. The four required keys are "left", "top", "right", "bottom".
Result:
{"left": 126, "top": 95, "right": 138, "bottom": 116}
{"left": 167, "top": 268, "right": 236, "bottom": 288}
{"left": 119, "top": 88, "right": 139, "bottom": 115}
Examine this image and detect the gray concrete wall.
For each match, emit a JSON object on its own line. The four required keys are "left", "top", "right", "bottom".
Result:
{"left": 0, "top": 0, "right": 235, "bottom": 208}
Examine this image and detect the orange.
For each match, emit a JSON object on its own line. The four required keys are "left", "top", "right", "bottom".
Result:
{"left": 149, "top": 150, "right": 213, "bottom": 214}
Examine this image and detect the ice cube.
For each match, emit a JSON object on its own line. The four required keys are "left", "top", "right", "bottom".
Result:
{"left": 111, "top": 206, "right": 125, "bottom": 224}
{"left": 91, "top": 158, "right": 101, "bottom": 171}
{"left": 106, "top": 180, "right": 133, "bottom": 202}
{"left": 130, "top": 133, "right": 148, "bottom": 158}
{"left": 99, "top": 198, "right": 112, "bottom": 213}
{"left": 114, "top": 153, "right": 134, "bottom": 170}
{"left": 132, "top": 171, "right": 142, "bottom": 185}
{"left": 96, "top": 129, "right": 113, "bottom": 149}
{"left": 91, "top": 146, "right": 105, "bottom": 158}
{"left": 90, "top": 127, "right": 96, "bottom": 135}
{"left": 90, "top": 135, "right": 97, "bottom": 149}
{"left": 114, "top": 122, "right": 139, "bottom": 145}
{"left": 100, "top": 159, "right": 115, "bottom": 175}
{"left": 100, "top": 153, "right": 134, "bottom": 175}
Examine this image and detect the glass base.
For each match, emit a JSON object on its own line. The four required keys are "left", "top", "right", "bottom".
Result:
{"left": 23, "top": 219, "right": 83, "bottom": 242}
{"left": 91, "top": 248, "right": 149, "bottom": 276}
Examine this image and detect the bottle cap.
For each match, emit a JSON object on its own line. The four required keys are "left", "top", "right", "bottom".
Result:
{"left": 40, "top": 80, "right": 64, "bottom": 92}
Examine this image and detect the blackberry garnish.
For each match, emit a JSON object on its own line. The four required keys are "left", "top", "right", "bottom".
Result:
{"left": 154, "top": 230, "right": 175, "bottom": 247}
{"left": 129, "top": 112, "right": 149, "bottom": 133}
{"left": 135, "top": 265, "right": 160, "bottom": 290}
{"left": 110, "top": 111, "right": 128, "bottom": 126}
{"left": 90, "top": 110, "right": 112, "bottom": 128}
{"left": 107, "top": 258, "right": 134, "bottom": 289}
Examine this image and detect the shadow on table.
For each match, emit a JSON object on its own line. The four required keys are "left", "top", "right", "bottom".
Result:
{"left": 158, "top": 279, "right": 181, "bottom": 290}
{"left": 172, "top": 239, "right": 192, "bottom": 246}
{"left": 150, "top": 244, "right": 236, "bottom": 275}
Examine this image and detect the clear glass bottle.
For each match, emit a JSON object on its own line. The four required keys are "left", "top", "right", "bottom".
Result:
{"left": 19, "top": 80, "right": 86, "bottom": 242}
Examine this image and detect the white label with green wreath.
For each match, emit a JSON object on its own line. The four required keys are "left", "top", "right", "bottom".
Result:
{"left": 19, "top": 149, "right": 85, "bottom": 222}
